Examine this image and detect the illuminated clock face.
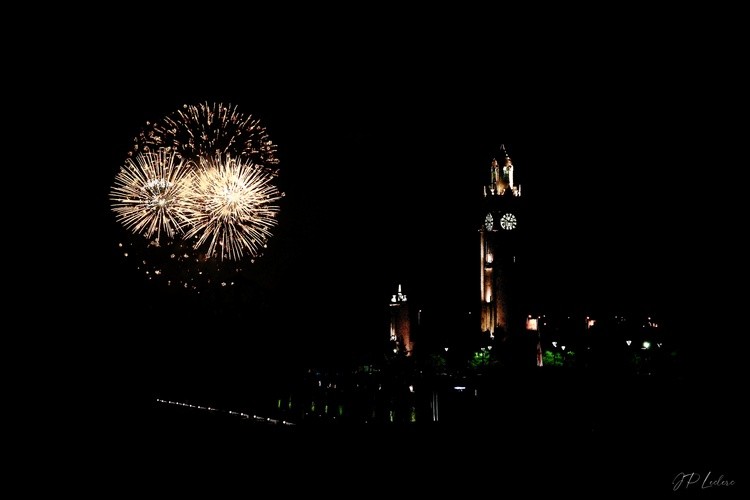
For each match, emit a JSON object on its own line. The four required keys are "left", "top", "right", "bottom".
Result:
{"left": 500, "top": 213, "right": 517, "bottom": 230}
{"left": 484, "top": 213, "right": 494, "bottom": 231}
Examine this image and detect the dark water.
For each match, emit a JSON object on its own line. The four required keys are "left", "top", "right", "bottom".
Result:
{"left": 142, "top": 370, "right": 742, "bottom": 496}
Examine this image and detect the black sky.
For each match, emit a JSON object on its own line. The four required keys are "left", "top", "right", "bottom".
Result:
{"left": 61, "top": 12, "right": 740, "bottom": 382}
{"left": 89, "top": 74, "right": 694, "bottom": 365}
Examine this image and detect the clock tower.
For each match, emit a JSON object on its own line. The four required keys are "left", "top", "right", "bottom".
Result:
{"left": 479, "top": 145, "right": 524, "bottom": 339}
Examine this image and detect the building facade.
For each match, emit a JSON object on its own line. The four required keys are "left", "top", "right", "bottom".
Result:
{"left": 389, "top": 283, "right": 413, "bottom": 356}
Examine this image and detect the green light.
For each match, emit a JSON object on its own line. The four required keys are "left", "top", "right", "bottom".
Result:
{"left": 542, "top": 350, "right": 563, "bottom": 367}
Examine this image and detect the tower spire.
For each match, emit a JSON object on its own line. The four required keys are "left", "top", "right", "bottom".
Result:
{"left": 487, "top": 144, "right": 520, "bottom": 197}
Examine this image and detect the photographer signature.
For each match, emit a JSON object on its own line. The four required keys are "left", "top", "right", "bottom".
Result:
{"left": 673, "top": 471, "right": 735, "bottom": 491}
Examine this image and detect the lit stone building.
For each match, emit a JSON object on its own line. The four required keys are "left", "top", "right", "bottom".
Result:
{"left": 479, "top": 145, "right": 524, "bottom": 339}
{"left": 389, "top": 284, "right": 413, "bottom": 356}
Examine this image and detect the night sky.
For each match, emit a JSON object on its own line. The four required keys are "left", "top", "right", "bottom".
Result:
{"left": 58, "top": 18, "right": 735, "bottom": 390}
{"left": 93, "top": 79, "right": 687, "bottom": 357}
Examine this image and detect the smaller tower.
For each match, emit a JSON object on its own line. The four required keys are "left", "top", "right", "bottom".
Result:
{"left": 389, "top": 284, "right": 413, "bottom": 356}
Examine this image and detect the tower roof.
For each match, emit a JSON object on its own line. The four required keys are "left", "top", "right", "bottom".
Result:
{"left": 499, "top": 143, "right": 510, "bottom": 160}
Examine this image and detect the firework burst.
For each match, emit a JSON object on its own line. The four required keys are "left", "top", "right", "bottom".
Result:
{"left": 133, "top": 102, "right": 279, "bottom": 167}
{"left": 109, "top": 150, "right": 194, "bottom": 241}
{"left": 112, "top": 102, "right": 282, "bottom": 291}
{"left": 185, "top": 154, "right": 282, "bottom": 261}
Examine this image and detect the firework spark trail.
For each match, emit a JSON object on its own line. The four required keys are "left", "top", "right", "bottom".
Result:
{"left": 110, "top": 150, "right": 194, "bottom": 241}
{"left": 185, "top": 154, "right": 282, "bottom": 261}
{"left": 134, "top": 102, "right": 279, "bottom": 167}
